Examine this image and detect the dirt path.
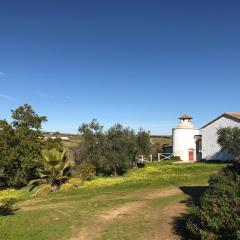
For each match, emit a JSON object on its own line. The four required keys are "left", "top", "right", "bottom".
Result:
{"left": 70, "top": 187, "right": 185, "bottom": 240}
{"left": 144, "top": 202, "right": 187, "bottom": 240}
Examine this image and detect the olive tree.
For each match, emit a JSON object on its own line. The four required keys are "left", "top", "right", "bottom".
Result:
{"left": 217, "top": 127, "right": 240, "bottom": 159}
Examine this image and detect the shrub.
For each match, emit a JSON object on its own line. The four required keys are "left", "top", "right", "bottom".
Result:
{"left": 136, "top": 162, "right": 145, "bottom": 168}
{"left": 79, "top": 162, "right": 96, "bottom": 181}
{"left": 186, "top": 161, "right": 240, "bottom": 240}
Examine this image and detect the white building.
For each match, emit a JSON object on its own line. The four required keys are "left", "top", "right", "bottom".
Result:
{"left": 172, "top": 112, "right": 240, "bottom": 161}
{"left": 172, "top": 114, "right": 200, "bottom": 161}
{"left": 201, "top": 112, "right": 240, "bottom": 161}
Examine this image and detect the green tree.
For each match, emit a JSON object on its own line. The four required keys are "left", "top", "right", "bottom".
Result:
{"left": 0, "top": 104, "right": 63, "bottom": 188}
{"left": 136, "top": 128, "right": 151, "bottom": 156}
{"left": 78, "top": 120, "right": 150, "bottom": 175}
{"left": 106, "top": 124, "right": 137, "bottom": 175}
{"left": 217, "top": 127, "right": 240, "bottom": 159}
{"left": 78, "top": 119, "right": 107, "bottom": 173}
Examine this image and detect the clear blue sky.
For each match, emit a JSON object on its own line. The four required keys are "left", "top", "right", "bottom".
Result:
{"left": 0, "top": 0, "right": 239, "bottom": 134}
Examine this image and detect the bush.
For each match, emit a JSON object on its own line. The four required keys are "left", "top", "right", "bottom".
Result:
{"left": 79, "top": 162, "right": 96, "bottom": 181}
{"left": 187, "top": 161, "right": 240, "bottom": 240}
{"left": 136, "top": 162, "right": 145, "bottom": 168}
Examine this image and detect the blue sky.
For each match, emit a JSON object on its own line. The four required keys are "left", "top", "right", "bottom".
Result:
{"left": 0, "top": 0, "right": 240, "bottom": 134}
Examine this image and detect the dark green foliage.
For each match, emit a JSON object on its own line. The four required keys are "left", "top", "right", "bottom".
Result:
{"left": 136, "top": 162, "right": 145, "bottom": 168}
{"left": 0, "top": 199, "right": 15, "bottom": 216}
{"left": 78, "top": 119, "right": 106, "bottom": 173}
{"left": 43, "top": 138, "right": 63, "bottom": 152}
{"left": 78, "top": 162, "right": 96, "bottom": 180}
{"left": 187, "top": 161, "right": 240, "bottom": 240}
{"left": 0, "top": 104, "right": 63, "bottom": 188}
{"left": 105, "top": 124, "right": 137, "bottom": 175}
{"left": 78, "top": 119, "right": 150, "bottom": 176}
{"left": 217, "top": 127, "right": 240, "bottom": 158}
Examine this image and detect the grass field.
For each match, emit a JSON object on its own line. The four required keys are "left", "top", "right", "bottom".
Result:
{"left": 0, "top": 161, "right": 227, "bottom": 240}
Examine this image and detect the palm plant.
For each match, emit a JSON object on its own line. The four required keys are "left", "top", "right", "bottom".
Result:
{"left": 29, "top": 149, "right": 81, "bottom": 196}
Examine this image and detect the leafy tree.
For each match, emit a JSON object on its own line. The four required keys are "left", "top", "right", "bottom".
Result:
{"left": 217, "top": 127, "right": 240, "bottom": 159}
{"left": 78, "top": 120, "right": 150, "bottom": 176}
{"left": 11, "top": 104, "right": 47, "bottom": 129}
{"left": 29, "top": 149, "right": 80, "bottom": 196}
{"left": 106, "top": 124, "right": 137, "bottom": 175}
{"left": 0, "top": 120, "right": 18, "bottom": 186}
{"left": 136, "top": 128, "right": 151, "bottom": 156}
{"left": 0, "top": 104, "right": 63, "bottom": 188}
{"left": 43, "top": 137, "right": 63, "bottom": 152}
{"left": 78, "top": 119, "right": 107, "bottom": 173}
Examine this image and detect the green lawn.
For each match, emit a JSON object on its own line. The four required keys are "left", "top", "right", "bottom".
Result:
{"left": 0, "top": 161, "right": 227, "bottom": 240}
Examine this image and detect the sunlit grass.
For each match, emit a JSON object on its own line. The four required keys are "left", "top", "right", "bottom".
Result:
{"left": 0, "top": 161, "right": 228, "bottom": 240}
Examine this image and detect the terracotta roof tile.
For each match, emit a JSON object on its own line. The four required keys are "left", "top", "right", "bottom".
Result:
{"left": 178, "top": 114, "right": 193, "bottom": 119}
{"left": 201, "top": 112, "right": 240, "bottom": 128}
{"left": 225, "top": 112, "right": 240, "bottom": 120}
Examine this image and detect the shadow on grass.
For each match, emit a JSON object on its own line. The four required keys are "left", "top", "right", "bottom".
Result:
{"left": 172, "top": 186, "right": 208, "bottom": 240}
{"left": 0, "top": 199, "right": 18, "bottom": 216}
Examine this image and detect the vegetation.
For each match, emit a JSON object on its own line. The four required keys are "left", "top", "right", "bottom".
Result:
{"left": 0, "top": 105, "right": 236, "bottom": 240}
{"left": 187, "top": 161, "right": 240, "bottom": 240}
{"left": 29, "top": 149, "right": 81, "bottom": 196}
{"left": 78, "top": 119, "right": 150, "bottom": 176}
{"left": 0, "top": 104, "right": 63, "bottom": 188}
{"left": 0, "top": 161, "right": 226, "bottom": 240}
{"left": 217, "top": 126, "right": 240, "bottom": 158}
{"left": 78, "top": 161, "right": 96, "bottom": 180}
{"left": 186, "top": 127, "right": 240, "bottom": 240}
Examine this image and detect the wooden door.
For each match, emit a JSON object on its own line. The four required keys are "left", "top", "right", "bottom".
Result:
{"left": 189, "top": 150, "right": 194, "bottom": 161}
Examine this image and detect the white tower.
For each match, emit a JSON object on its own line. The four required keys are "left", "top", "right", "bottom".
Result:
{"left": 172, "top": 114, "right": 200, "bottom": 161}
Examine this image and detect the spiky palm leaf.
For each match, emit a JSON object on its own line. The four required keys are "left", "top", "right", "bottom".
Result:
{"left": 29, "top": 149, "right": 82, "bottom": 196}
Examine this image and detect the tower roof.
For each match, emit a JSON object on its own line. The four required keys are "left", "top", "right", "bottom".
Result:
{"left": 178, "top": 114, "right": 193, "bottom": 120}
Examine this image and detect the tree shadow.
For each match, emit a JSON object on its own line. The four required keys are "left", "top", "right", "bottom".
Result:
{"left": 0, "top": 199, "right": 18, "bottom": 216}
{"left": 172, "top": 186, "right": 208, "bottom": 239}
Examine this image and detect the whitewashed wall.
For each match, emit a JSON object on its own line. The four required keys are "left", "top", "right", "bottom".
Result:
{"left": 173, "top": 128, "right": 200, "bottom": 161}
{"left": 201, "top": 115, "right": 240, "bottom": 160}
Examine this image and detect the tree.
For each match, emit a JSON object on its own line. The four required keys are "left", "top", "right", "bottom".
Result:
{"left": 106, "top": 124, "right": 137, "bottom": 175}
{"left": 217, "top": 127, "right": 240, "bottom": 159}
{"left": 0, "top": 104, "right": 63, "bottom": 188}
{"left": 0, "top": 120, "right": 18, "bottom": 186}
{"left": 136, "top": 128, "right": 151, "bottom": 156}
{"left": 78, "top": 119, "right": 107, "bottom": 173}
{"left": 29, "top": 149, "right": 80, "bottom": 195}
{"left": 78, "top": 120, "right": 150, "bottom": 176}
{"left": 11, "top": 104, "right": 47, "bottom": 129}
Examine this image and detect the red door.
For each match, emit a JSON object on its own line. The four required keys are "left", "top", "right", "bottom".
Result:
{"left": 189, "top": 150, "right": 194, "bottom": 161}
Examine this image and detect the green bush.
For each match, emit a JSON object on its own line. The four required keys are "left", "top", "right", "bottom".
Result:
{"left": 136, "top": 162, "right": 145, "bottom": 168}
{"left": 79, "top": 162, "right": 96, "bottom": 181}
{"left": 187, "top": 161, "right": 240, "bottom": 240}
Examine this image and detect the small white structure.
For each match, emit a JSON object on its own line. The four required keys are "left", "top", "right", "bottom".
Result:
{"left": 172, "top": 114, "right": 200, "bottom": 161}
{"left": 201, "top": 112, "right": 240, "bottom": 161}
